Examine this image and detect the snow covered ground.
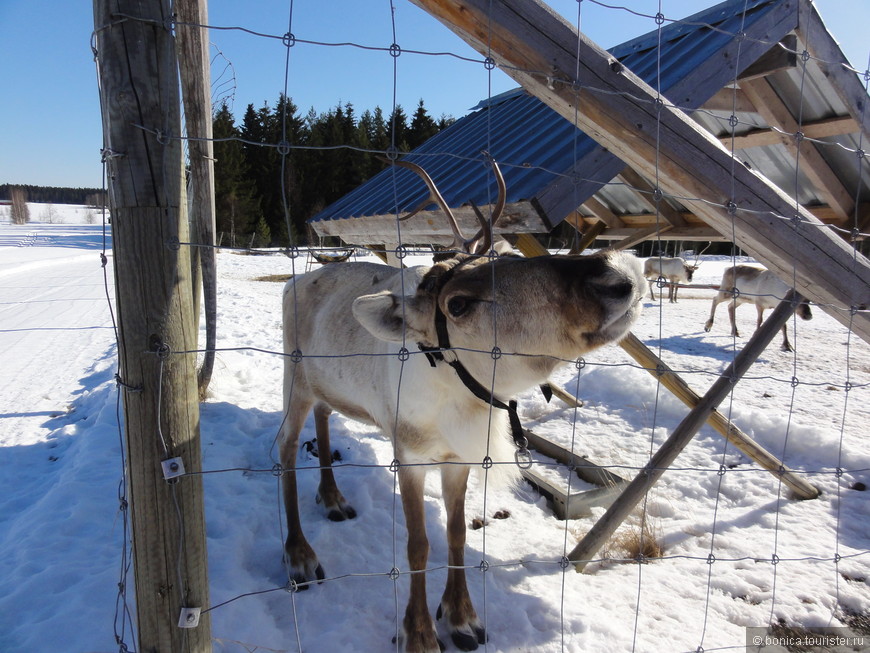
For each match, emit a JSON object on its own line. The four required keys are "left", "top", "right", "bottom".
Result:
{"left": 1, "top": 204, "right": 868, "bottom": 652}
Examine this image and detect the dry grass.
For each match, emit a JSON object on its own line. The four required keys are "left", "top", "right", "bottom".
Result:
{"left": 253, "top": 273, "right": 293, "bottom": 283}
{"left": 600, "top": 515, "right": 665, "bottom": 563}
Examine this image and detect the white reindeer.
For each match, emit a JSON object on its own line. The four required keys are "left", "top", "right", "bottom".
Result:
{"left": 704, "top": 264, "right": 813, "bottom": 352}
{"left": 280, "top": 159, "right": 646, "bottom": 653}
{"left": 643, "top": 256, "right": 697, "bottom": 303}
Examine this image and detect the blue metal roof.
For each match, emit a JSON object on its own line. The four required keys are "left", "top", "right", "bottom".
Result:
{"left": 310, "top": 0, "right": 780, "bottom": 230}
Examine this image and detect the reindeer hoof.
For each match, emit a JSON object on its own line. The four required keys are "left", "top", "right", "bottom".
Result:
{"left": 284, "top": 550, "right": 325, "bottom": 589}
{"left": 437, "top": 605, "right": 487, "bottom": 651}
{"left": 450, "top": 627, "right": 487, "bottom": 651}
{"left": 327, "top": 505, "right": 357, "bottom": 521}
{"left": 288, "top": 563, "right": 324, "bottom": 590}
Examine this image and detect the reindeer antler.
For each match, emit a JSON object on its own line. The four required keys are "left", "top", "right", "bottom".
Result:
{"left": 692, "top": 241, "right": 712, "bottom": 269}
{"left": 467, "top": 152, "right": 506, "bottom": 255}
{"left": 392, "top": 155, "right": 506, "bottom": 255}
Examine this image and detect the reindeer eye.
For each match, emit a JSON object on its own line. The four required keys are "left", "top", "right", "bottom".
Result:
{"left": 446, "top": 296, "right": 472, "bottom": 317}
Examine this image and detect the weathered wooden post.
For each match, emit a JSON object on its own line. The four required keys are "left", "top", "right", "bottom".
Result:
{"left": 175, "top": 0, "right": 218, "bottom": 400}
{"left": 93, "top": 0, "right": 212, "bottom": 650}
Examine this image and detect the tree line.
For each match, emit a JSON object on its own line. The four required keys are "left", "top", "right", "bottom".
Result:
{"left": 213, "top": 95, "right": 453, "bottom": 247}
{"left": 0, "top": 184, "right": 106, "bottom": 206}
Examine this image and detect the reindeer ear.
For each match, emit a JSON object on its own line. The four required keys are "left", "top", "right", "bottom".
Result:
{"left": 352, "top": 291, "right": 430, "bottom": 344}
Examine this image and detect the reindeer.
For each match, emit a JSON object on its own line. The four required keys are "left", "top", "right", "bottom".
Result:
{"left": 280, "top": 158, "right": 646, "bottom": 653}
{"left": 704, "top": 264, "right": 813, "bottom": 352}
{"left": 643, "top": 256, "right": 697, "bottom": 303}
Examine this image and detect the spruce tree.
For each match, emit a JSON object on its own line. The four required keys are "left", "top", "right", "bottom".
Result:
{"left": 213, "top": 102, "right": 259, "bottom": 247}
{"left": 408, "top": 99, "right": 439, "bottom": 150}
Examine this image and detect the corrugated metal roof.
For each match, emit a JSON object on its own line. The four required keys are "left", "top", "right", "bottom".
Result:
{"left": 310, "top": 0, "right": 869, "bottom": 240}
{"left": 311, "top": 0, "right": 780, "bottom": 229}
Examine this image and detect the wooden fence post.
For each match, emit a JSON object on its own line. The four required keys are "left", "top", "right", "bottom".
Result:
{"left": 175, "top": 0, "right": 218, "bottom": 400}
{"left": 93, "top": 0, "right": 212, "bottom": 650}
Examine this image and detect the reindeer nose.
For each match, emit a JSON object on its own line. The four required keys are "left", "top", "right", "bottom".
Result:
{"left": 592, "top": 279, "right": 635, "bottom": 300}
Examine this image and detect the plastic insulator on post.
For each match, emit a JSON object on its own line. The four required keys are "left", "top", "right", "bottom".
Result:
{"left": 177, "top": 606, "right": 201, "bottom": 628}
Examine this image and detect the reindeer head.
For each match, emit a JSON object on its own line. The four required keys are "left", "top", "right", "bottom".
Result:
{"left": 353, "top": 250, "right": 645, "bottom": 396}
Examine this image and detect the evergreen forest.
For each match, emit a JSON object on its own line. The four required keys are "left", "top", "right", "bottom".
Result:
{"left": 213, "top": 95, "right": 453, "bottom": 247}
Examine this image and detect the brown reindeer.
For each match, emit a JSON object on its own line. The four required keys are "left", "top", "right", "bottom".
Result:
{"left": 704, "top": 264, "right": 813, "bottom": 351}
{"left": 280, "top": 158, "right": 646, "bottom": 652}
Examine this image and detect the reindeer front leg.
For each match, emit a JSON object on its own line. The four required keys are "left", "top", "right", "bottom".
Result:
{"left": 280, "top": 390, "right": 324, "bottom": 587}
{"left": 438, "top": 465, "right": 486, "bottom": 651}
{"left": 397, "top": 464, "right": 442, "bottom": 653}
{"left": 704, "top": 293, "right": 725, "bottom": 332}
{"left": 313, "top": 402, "right": 356, "bottom": 521}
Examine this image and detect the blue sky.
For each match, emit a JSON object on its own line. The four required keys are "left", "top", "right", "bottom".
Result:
{"left": 0, "top": 0, "right": 866, "bottom": 189}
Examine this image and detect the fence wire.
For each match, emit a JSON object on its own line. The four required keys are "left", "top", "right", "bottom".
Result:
{"left": 91, "top": 1, "right": 870, "bottom": 652}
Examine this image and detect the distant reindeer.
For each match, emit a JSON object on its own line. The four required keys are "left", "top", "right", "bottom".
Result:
{"left": 643, "top": 256, "right": 697, "bottom": 303}
{"left": 704, "top": 264, "right": 813, "bottom": 351}
{"left": 280, "top": 158, "right": 646, "bottom": 653}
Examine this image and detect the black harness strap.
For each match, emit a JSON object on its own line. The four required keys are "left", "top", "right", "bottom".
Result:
{"left": 416, "top": 262, "right": 528, "bottom": 454}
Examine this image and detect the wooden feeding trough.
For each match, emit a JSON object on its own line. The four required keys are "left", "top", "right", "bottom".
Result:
{"left": 521, "top": 428, "right": 628, "bottom": 521}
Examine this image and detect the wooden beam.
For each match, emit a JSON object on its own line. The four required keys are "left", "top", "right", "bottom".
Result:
{"left": 619, "top": 333, "right": 819, "bottom": 500}
{"left": 531, "top": 0, "right": 801, "bottom": 227}
{"left": 513, "top": 232, "right": 549, "bottom": 257}
{"left": 737, "top": 34, "right": 798, "bottom": 82}
{"left": 719, "top": 115, "right": 860, "bottom": 149}
{"left": 610, "top": 225, "right": 669, "bottom": 251}
{"left": 593, "top": 226, "right": 725, "bottom": 242}
{"left": 406, "top": 0, "right": 870, "bottom": 345}
{"left": 570, "top": 219, "right": 608, "bottom": 253}
{"left": 312, "top": 201, "right": 548, "bottom": 242}
{"left": 700, "top": 87, "right": 755, "bottom": 113}
{"left": 618, "top": 166, "right": 687, "bottom": 227}
{"left": 740, "top": 77, "right": 854, "bottom": 221}
{"left": 580, "top": 196, "right": 625, "bottom": 228}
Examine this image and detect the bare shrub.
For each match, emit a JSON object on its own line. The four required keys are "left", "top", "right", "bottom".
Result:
{"left": 40, "top": 204, "right": 61, "bottom": 224}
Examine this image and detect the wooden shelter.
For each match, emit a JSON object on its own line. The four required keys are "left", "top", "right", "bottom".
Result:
{"left": 310, "top": 0, "right": 869, "bottom": 250}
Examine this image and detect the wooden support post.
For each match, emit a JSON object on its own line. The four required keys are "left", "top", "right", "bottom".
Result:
{"left": 570, "top": 219, "right": 607, "bottom": 254}
{"left": 93, "top": 1, "right": 211, "bottom": 649}
{"left": 619, "top": 333, "right": 819, "bottom": 500}
{"left": 569, "top": 292, "right": 809, "bottom": 571}
{"left": 176, "top": 0, "right": 218, "bottom": 400}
